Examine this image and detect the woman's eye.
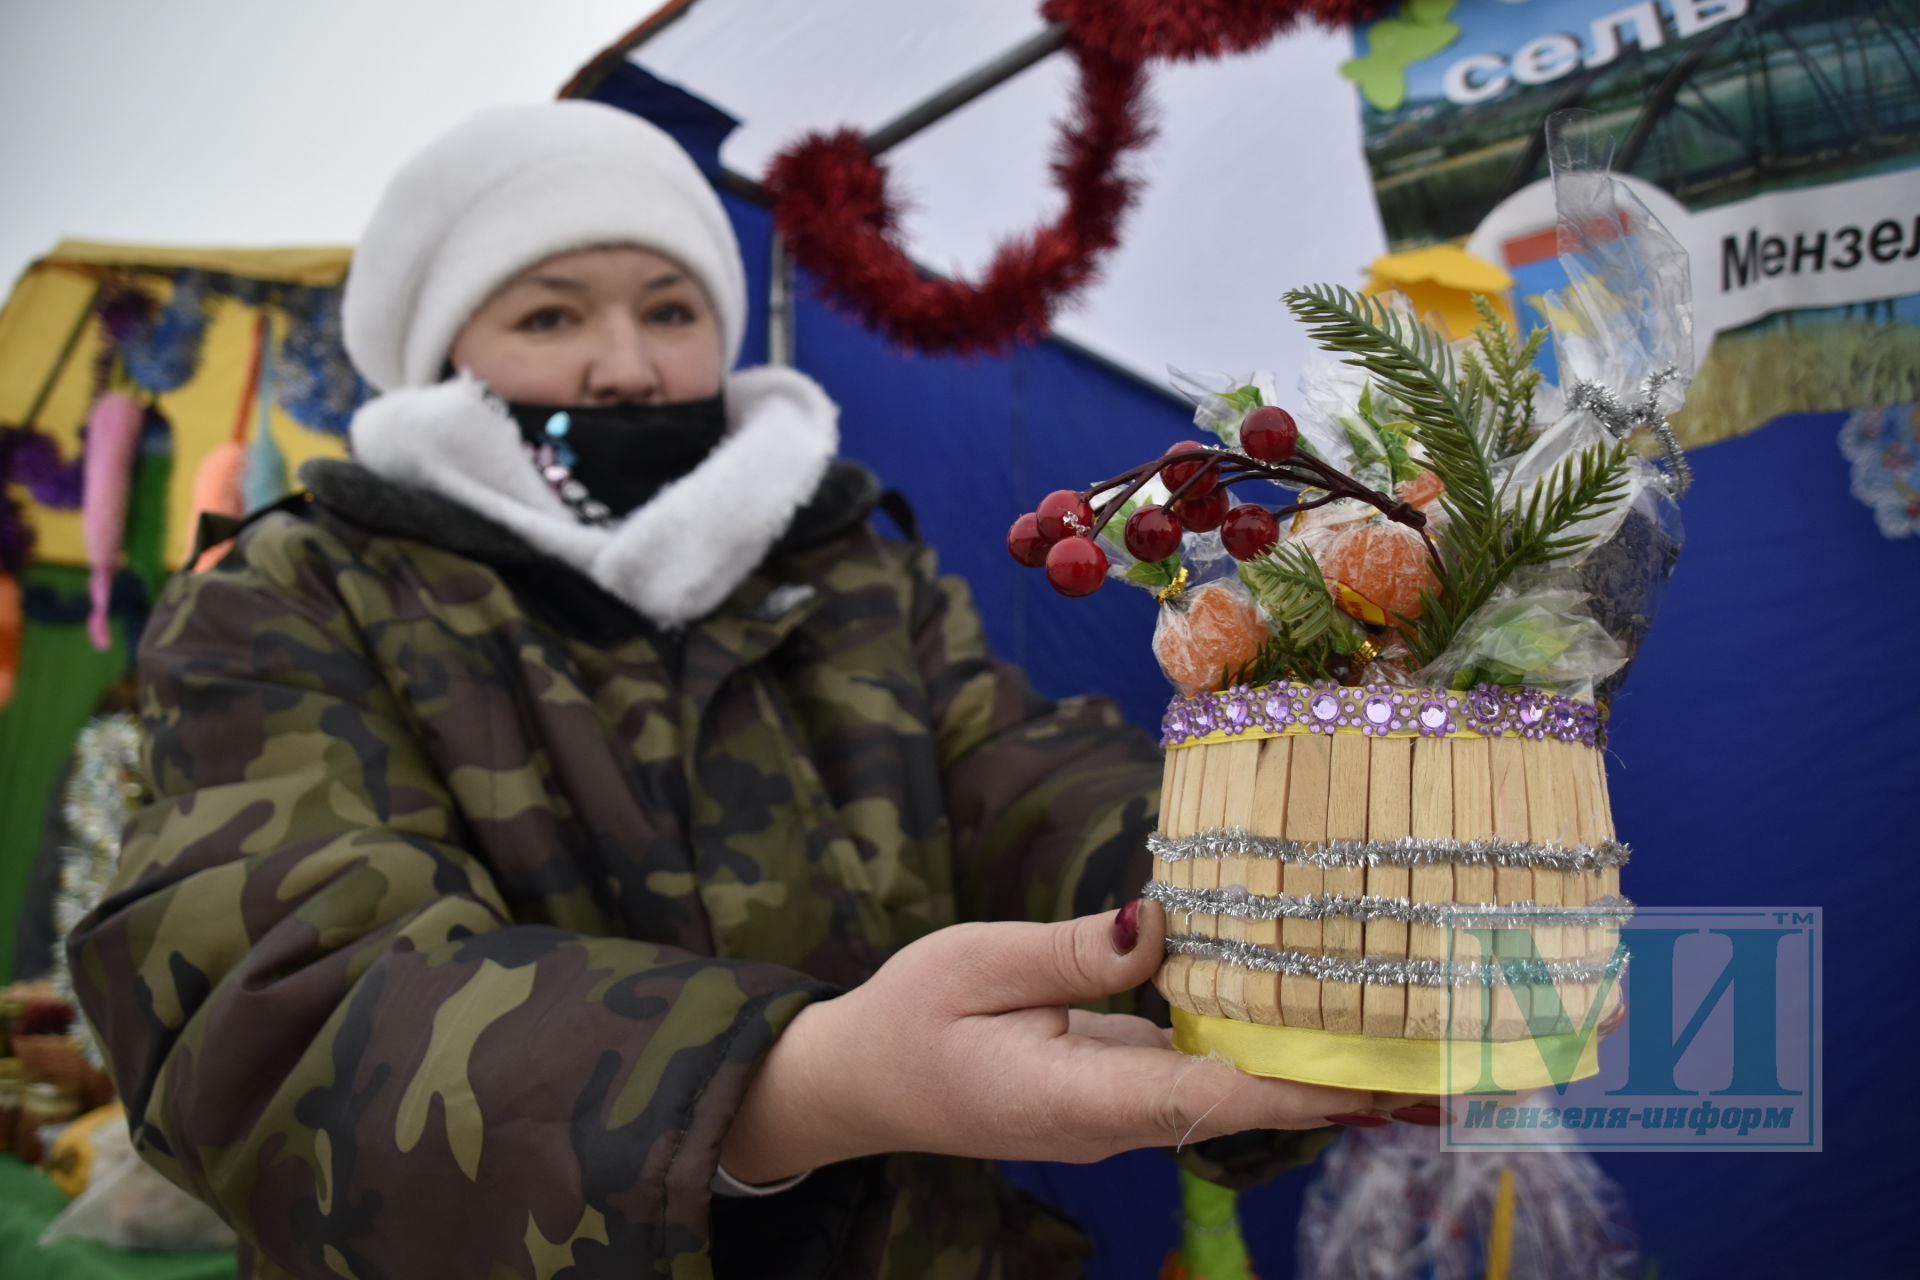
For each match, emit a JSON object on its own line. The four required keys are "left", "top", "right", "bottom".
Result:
{"left": 647, "top": 301, "right": 695, "bottom": 326}
{"left": 517, "top": 307, "right": 574, "bottom": 333}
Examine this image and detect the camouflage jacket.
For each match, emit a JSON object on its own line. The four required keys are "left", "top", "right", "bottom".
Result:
{"left": 71, "top": 457, "right": 1328, "bottom": 1279}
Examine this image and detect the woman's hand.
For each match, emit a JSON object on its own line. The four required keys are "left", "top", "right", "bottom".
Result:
{"left": 719, "top": 900, "right": 1417, "bottom": 1183}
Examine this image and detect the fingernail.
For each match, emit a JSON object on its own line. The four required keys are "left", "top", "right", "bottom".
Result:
{"left": 1324, "top": 1113, "right": 1392, "bottom": 1128}
{"left": 1597, "top": 1003, "right": 1628, "bottom": 1036}
{"left": 1112, "top": 899, "right": 1142, "bottom": 955}
{"left": 1391, "top": 1104, "right": 1452, "bottom": 1126}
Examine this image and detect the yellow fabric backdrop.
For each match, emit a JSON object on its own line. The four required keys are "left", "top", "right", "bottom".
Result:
{"left": 0, "top": 243, "right": 355, "bottom": 569}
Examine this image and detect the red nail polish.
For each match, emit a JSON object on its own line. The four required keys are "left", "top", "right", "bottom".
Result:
{"left": 1391, "top": 1104, "right": 1452, "bottom": 1126}
{"left": 1324, "top": 1113, "right": 1392, "bottom": 1128}
{"left": 1112, "top": 899, "right": 1141, "bottom": 955}
{"left": 1597, "top": 1002, "right": 1628, "bottom": 1036}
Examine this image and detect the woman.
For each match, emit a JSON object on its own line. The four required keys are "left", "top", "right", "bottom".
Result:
{"left": 70, "top": 101, "right": 1416, "bottom": 1279}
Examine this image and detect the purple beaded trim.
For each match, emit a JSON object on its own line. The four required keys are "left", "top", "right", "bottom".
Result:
{"left": 1160, "top": 680, "right": 1603, "bottom": 750}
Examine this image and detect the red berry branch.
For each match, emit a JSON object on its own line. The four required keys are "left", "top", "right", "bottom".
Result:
{"left": 1008, "top": 406, "right": 1441, "bottom": 597}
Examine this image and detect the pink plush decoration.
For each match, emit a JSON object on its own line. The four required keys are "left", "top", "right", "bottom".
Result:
{"left": 184, "top": 440, "right": 247, "bottom": 573}
{"left": 81, "top": 391, "right": 144, "bottom": 652}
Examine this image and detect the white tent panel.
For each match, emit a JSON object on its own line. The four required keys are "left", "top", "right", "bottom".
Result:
{"left": 1039, "top": 33, "right": 1387, "bottom": 387}
{"left": 637, "top": 0, "right": 1050, "bottom": 174}
{"left": 631, "top": 8, "right": 1385, "bottom": 392}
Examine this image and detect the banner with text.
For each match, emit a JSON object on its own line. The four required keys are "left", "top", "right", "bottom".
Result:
{"left": 1345, "top": 0, "right": 1920, "bottom": 445}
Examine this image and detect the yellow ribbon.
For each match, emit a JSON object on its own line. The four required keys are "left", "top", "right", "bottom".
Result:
{"left": 1166, "top": 718, "right": 1555, "bottom": 750}
{"left": 1170, "top": 1008, "right": 1603, "bottom": 1095}
{"left": 1487, "top": 1167, "right": 1517, "bottom": 1280}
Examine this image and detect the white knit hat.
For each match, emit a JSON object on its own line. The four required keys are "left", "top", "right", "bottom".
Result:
{"left": 342, "top": 100, "right": 746, "bottom": 391}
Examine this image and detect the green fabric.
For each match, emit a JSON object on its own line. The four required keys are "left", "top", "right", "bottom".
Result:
{"left": 0, "top": 565, "right": 132, "bottom": 980}
{"left": 0, "top": 1156, "right": 236, "bottom": 1280}
{"left": 1178, "top": 1166, "right": 1255, "bottom": 1280}
{"left": 0, "top": 447, "right": 169, "bottom": 981}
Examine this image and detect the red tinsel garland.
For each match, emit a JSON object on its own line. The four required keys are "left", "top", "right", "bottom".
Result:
{"left": 764, "top": 0, "right": 1393, "bottom": 356}
{"left": 1045, "top": 0, "right": 1392, "bottom": 62}
{"left": 766, "top": 45, "right": 1146, "bottom": 357}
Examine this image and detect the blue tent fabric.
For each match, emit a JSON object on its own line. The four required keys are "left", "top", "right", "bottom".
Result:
{"left": 587, "top": 60, "right": 742, "bottom": 184}
{"left": 689, "top": 119, "right": 1917, "bottom": 1272}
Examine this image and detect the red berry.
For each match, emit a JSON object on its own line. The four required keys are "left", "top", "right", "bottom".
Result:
{"left": 1123, "top": 505, "right": 1182, "bottom": 562}
{"left": 1035, "top": 489, "right": 1094, "bottom": 543}
{"left": 1161, "top": 441, "right": 1219, "bottom": 499}
{"left": 1172, "top": 488, "right": 1230, "bottom": 533}
{"left": 1044, "top": 536, "right": 1108, "bottom": 597}
{"left": 1007, "top": 512, "right": 1049, "bottom": 567}
{"left": 1221, "top": 504, "right": 1280, "bottom": 560}
{"left": 1242, "top": 406, "right": 1299, "bottom": 463}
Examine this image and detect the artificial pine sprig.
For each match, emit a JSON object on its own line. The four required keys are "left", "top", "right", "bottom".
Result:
{"left": 1509, "top": 437, "right": 1633, "bottom": 565}
{"left": 1283, "top": 285, "right": 1498, "bottom": 556}
{"left": 1282, "top": 286, "right": 1635, "bottom": 672}
{"left": 1405, "top": 437, "right": 1632, "bottom": 668}
{"left": 1464, "top": 295, "right": 1548, "bottom": 458}
{"left": 1236, "top": 540, "right": 1361, "bottom": 682}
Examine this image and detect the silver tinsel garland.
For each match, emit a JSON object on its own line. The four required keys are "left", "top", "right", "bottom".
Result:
{"left": 1144, "top": 880, "right": 1635, "bottom": 929}
{"left": 1566, "top": 366, "right": 1692, "bottom": 497}
{"left": 51, "top": 711, "right": 145, "bottom": 1069}
{"left": 1147, "top": 829, "right": 1632, "bottom": 874}
{"left": 1165, "top": 933, "right": 1629, "bottom": 989}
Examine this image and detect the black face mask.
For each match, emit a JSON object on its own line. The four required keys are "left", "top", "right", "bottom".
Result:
{"left": 505, "top": 395, "right": 728, "bottom": 522}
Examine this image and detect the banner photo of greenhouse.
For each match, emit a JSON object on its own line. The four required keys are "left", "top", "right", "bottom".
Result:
{"left": 1347, "top": 0, "right": 1920, "bottom": 445}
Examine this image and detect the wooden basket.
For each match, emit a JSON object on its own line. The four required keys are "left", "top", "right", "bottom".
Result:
{"left": 1150, "top": 681, "right": 1626, "bottom": 1094}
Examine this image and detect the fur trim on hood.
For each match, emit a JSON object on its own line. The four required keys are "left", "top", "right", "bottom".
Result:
{"left": 348, "top": 367, "right": 839, "bottom": 629}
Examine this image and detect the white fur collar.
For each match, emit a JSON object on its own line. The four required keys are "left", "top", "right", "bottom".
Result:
{"left": 347, "top": 367, "right": 840, "bottom": 628}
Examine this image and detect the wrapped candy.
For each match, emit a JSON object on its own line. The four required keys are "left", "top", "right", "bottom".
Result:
{"left": 1297, "top": 500, "right": 1442, "bottom": 634}
{"left": 1151, "top": 576, "right": 1268, "bottom": 698}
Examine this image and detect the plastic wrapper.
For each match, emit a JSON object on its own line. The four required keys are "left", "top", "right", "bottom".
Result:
{"left": 1287, "top": 494, "right": 1445, "bottom": 642}
{"left": 1167, "top": 366, "right": 1283, "bottom": 449}
{"left": 1538, "top": 109, "right": 1695, "bottom": 496}
{"left": 1096, "top": 473, "right": 1243, "bottom": 598}
{"left": 1095, "top": 472, "right": 1170, "bottom": 584}
{"left": 1152, "top": 576, "right": 1269, "bottom": 697}
{"left": 1288, "top": 495, "right": 1376, "bottom": 562}
{"left": 1569, "top": 460, "right": 1684, "bottom": 701}
{"left": 1415, "top": 110, "right": 1691, "bottom": 696}
{"left": 1490, "top": 434, "right": 1682, "bottom": 700}
{"left": 1180, "top": 527, "right": 1235, "bottom": 580}
{"left": 1498, "top": 409, "right": 1631, "bottom": 554}
{"left": 1297, "top": 1117, "right": 1641, "bottom": 1280}
{"left": 1321, "top": 518, "right": 1441, "bottom": 632}
{"left": 40, "top": 1113, "right": 236, "bottom": 1252}
{"left": 1415, "top": 587, "right": 1626, "bottom": 700}
{"left": 1295, "top": 351, "right": 1429, "bottom": 491}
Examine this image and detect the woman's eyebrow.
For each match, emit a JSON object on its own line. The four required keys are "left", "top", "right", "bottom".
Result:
{"left": 515, "top": 271, "right": 685, "bottom": 294}
{"left": 523, "top": 274, "right": 588, "bottom": 293}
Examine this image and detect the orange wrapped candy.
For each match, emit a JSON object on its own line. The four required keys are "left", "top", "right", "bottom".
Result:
{"left": 1318, "top": 518, "right": 1439, "bottom": 630}
{"left": 1152, "top": 578, "right": 1268, "bottom": 697}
